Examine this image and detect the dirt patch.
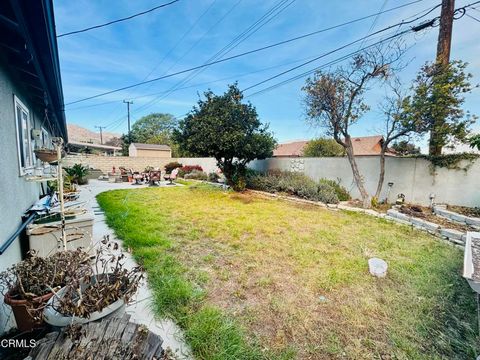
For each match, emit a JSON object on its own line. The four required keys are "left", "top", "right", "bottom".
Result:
{"left": 399, "top": 204, "right": 474, "bottom": 232}
{"left": 230, "top": 192, "right": 255, "bottom": 204}
{"left": 447, "top": 205, "right": 480, "bottom": 218}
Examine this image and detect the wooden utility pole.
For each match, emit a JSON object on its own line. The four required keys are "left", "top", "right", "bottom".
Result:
{"left": 429, "top": 0, "right": 455, "bottom": 155}
{"left": 95, "top": 125, "right": 106, "bottom": 144}
{"left": 123, "top": 100, "right": 133, "bottom": 142}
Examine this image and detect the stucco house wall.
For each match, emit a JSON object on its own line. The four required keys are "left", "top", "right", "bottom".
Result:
{"left": 0, "top": 62, "right": 55, "bottom": 332}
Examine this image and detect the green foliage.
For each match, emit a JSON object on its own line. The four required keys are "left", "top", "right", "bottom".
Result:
{"left": 246, "top": 169, "right": 339, "bottom": 204}
{"left": 164, "top": 161, "right": 182, "bottom": 173}
{"left": 318, "top": 178, "right": 350, "bottom": 201}
{"left": 303, "top": 138, "right": 344, "bottom": 157}
{"left": 418, "top": 153, "right": 480, "bottom": 173}
{"left": 469, "top": 134, "right": 480, "bottom": 150}
{"left": 121, "top": 113, "right": 181, "bottom": 156}
{"left": 173, "top": 84, "right": 276, "bottom": 190}
{"left": 391, "top": 140, "right": 421, "bottom": 156}
{"left": 64, "top": 163, "right": 89, "bottom": 185}
{"left": 184, "top": 170, "right": 208, "bottom": 181}
{"left": 402, "top": 61, "right": 476, "bottom": 155}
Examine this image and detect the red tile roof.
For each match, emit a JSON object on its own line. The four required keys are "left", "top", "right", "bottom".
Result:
{"left": 273, "top": 136, "right": 396, "bottom": 157}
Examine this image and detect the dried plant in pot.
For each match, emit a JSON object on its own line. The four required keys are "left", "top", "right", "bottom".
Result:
{"left": 0, "top": 249, "right": 91, "bottom": 332}
{"left": 44, "top": 241, "right": 144, "bottom": 327}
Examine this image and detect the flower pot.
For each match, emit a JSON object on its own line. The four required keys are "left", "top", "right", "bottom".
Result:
{"left": 43, "top": 273, "right": 126, "bottom": 327}
{"left": 34, "top": 149, "right": 58, "bottom": 163}
{"left": 4, "top": 291, "right": 54, "bottom": 332}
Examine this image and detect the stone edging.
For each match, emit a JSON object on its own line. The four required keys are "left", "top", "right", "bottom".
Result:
{"left": 433, "top": 205, "right": 480, "bottom": 229}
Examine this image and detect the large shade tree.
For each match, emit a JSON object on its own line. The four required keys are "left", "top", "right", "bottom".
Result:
{"left": 174, "top": 84, "right": 276, "bottom": 190}
{"left": 121, "top": 113, "right": 178, "bottom": 155}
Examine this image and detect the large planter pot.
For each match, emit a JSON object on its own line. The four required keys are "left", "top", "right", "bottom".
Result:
{"left": 4, "top": 291, "right": 54, "bottom": 332}
{"left": 43, "top": 273, "right": 126, "bottom": 327}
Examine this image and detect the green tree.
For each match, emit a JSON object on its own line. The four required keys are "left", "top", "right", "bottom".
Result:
{"left": 403, "top": 61, "right": 476, "bottom": 155}
{"left": 469, "top": 134, "right": 480, "bottom": 151}
{"left": 391, "top": 140, "right": 421, "bottom": 155}
{"left": 303, "top": 138, "right": 344, "bottom": 157}
{"left": 173, "top": 84, "right": 276, "bottom": 190}
{"left": 121, "top": 113, "right": 179, "bottom": 156}
{"left": 303, "top": 49, "right": 399, "bottom": 208}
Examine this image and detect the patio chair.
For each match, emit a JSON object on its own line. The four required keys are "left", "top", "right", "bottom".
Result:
{"left": 132, "top": 171, "right": 144, "bottom": 185}
{"left": 164, "top": 168, "right": 178, "bottom": 185}
{"left": 149, "top": 169, "right": 161, "bottom": 186}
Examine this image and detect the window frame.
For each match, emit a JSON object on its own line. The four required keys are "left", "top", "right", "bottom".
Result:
{"left": 14, "top": 95, "right": 34, "bottom": 176}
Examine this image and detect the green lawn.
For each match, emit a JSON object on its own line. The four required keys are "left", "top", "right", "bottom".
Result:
{"left": 97, "top": 183, "right": 479, "bottom": 359}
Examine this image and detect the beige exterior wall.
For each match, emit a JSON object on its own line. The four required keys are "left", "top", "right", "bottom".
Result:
{"left": 135, "top": 149, "right": 171, "bottom": 158}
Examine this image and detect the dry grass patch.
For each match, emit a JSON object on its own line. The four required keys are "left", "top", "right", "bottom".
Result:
{"left": 98, "top": 184, "right": 479, "bottom": 359}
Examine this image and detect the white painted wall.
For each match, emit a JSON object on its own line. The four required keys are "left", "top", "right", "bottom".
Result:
{"left": 249, "top": 156, "right": 480, "bottom": 207}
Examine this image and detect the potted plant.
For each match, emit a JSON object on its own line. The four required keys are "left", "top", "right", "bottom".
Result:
{"left": 0, "top": 249, "right": 91, "bottom": 332}
{"left": 44, "top": 241, "right": 144, "bottom": 326}
{"left": 64, "top": 164, "right": 89, "bottom": 185}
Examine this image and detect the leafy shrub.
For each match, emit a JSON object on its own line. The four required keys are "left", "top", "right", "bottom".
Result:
{"left": 164, "top": 161, "right": 183, "bottom": 173}
{"left": 184, "top": 170, "right": 208, "bottom": 181}
{"left": 246, "top": 169, "right": 339, "bottom": 204}
{"left": 178, "top": 165, "right": 203, "bottom": 177}
{"left": 318, "top": 178, "right": 350, "bottom": 201}
{"left": 208, "top": 172, "right": 220, "bottom": 183}
{"left": 64, "top": 164, "right": 89, "bottom": 185}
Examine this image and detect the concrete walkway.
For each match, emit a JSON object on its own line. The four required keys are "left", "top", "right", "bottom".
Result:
{"left": 77, "top": 179, "right": 191, "bottom": 359}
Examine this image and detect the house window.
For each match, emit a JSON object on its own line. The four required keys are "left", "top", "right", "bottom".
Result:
{"left": 14, "top": 96, "right": 34, "bottom": 174}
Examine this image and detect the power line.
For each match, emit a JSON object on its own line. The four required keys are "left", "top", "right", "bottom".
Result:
{"left": 64, "top": 0, "right": 426, "bottom": 106}
{"left": 244, "top": 2, "right": 479, "bottom": 98}
{"left": 132, "top": 0, "right": 297, "bottom": 115}
{"left": 57, "top": 0, "right": 180, "bottom": 37}
{"left": 466, "top": 12, "right": 480, "bottom": 21}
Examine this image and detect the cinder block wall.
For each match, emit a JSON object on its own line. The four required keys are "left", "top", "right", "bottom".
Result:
{"left": 64, "top": 155, "right": 219, "bottom": 174}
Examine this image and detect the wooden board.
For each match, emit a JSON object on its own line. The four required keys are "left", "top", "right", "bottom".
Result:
{"left": 26, "top": 314, "right": 164, "bottom": 360}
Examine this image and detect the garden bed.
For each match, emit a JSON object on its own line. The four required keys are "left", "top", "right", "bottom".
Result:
{"left": 400, "top": 204, "right": 474, "bottom": 232}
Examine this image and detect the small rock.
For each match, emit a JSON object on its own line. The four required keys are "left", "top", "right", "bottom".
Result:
{"left": 368, "top": 258, "right": 388, "bottom": 278}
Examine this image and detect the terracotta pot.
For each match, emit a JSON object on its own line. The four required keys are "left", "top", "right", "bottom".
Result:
{"left": 4, "top": 291, "right": 54, "bottom": 332}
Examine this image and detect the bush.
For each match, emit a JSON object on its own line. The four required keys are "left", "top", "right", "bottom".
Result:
{"left": 208, "top": 172, "right": 220, "bottom": 183}
{"left": 164, "top": 161, "right": 183, "bottom": 173}
{"left": 184, "top": 170, "right": 208, "bottom": 181}
{"left": 318, "top": 178, "right": 350, "bottom": 201}
{"left": 64, "top": 163, "right": 89, "bottom": 185}
{"left": 178, "top": 165, "right": 203, "bottom": 178}
{"left": 246, "top": 169, "right": 339, "bottom": 204}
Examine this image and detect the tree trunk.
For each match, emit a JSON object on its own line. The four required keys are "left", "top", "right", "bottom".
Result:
{"left": 375, "top": 149, "right": 386, "bottom": 200}
{"left": 344, "top": 138, "right": 371, "bottom": 208}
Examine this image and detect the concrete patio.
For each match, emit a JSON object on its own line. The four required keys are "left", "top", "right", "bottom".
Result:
{"left": 76, "top": 179, "right": 191, "bottom": 359}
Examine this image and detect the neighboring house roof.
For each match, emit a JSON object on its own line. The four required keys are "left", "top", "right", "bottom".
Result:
{"left": 1, "top": 0, "right": 67, "bottom": 140}
{"left": 68, "top": 141, "right": 121, "bottom": 151}
{"left": 273, "top": 136, "right": 396, "bottom": 157}
{"left": 130, "top": 143, "right": 171, "bottom": 151}
{"left": 273, "top": 140, "right": 309, "bottom": 157}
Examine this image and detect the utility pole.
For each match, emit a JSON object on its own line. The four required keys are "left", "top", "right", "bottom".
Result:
{"left": 95, "top": 125, "right": 106, "bottom": 144}
{"left": 429, "top": 0, "right": 455, "bottom": 155}
{"left": 123, "top": 100, "right": 133, "bottom": 143}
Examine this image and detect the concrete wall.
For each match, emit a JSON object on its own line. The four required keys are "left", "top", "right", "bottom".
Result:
{"left": 0, "top": 62, "right": 51, "bottom": 333}
{"left": 64, "top": 155, "right": 219, "bottom": 174}
{"left": 250, "top": 156, "right": 480, "bottom": 207}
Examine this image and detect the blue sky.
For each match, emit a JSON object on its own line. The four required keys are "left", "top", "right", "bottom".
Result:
{"left": 55, "top": 0, "right": 480, "bottom": 145}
